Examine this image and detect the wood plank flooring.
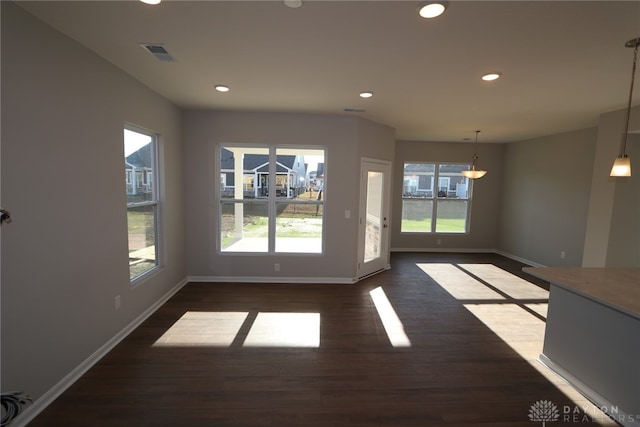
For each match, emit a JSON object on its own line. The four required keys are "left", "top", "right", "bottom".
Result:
{"left": 28, "top": 253, "right": 619, "bottom": 426}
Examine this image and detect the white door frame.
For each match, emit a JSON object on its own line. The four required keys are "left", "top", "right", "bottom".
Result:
{"left": 357, "top": 157, "right": 391, "bottom": 280}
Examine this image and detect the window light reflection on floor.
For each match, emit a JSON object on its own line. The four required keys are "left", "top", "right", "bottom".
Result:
{"left": 369, "top": 286, "right": 412, "bottom": 347}
{"left": 153, "top": 311, "right": 249, "bottom": 347}
{"left": 152, "top": 311, "right": 321, "bottom": 348}
{"left": 416, "top": 263, "right": 505, "bottom": 300}
{"left": 457, "top": 263, "right": 549, "bottom": 300}
{"left": 243, "top": 312, "right": 320, "bottom": 348}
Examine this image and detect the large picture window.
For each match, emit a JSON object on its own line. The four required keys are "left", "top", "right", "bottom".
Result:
{"left": 219, "top": 145, "right": 325, "bottom": 253}
{"left": 401, "top": 163, "right": 472, "bottom": 233}
{"left": 124, "top": 127, "right": 160, "bottom": 281}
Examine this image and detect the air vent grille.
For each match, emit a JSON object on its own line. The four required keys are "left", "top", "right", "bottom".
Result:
{"left": 140, "top": 43, "right": 175, "bottom": 62}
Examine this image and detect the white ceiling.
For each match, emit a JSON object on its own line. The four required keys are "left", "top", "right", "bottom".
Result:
{"left": 17, "top": 0, "right": 640, "bottom": 143}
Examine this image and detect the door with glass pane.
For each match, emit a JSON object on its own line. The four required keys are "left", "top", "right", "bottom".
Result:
{"left": 357, "top": 159, "right": 391, "bottom": 279}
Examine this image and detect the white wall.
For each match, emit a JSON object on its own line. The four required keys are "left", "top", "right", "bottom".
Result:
{"left": 183, "top": 111, "right": 394, "bottom": 282}
{"left": 391, "top": 140, "right": 504, "bottom": 251}
{"left": 1, "top": 2, "right": 186, "bottom": 402}
{"left": 497, "top": 128, "right": 597, "bottom": 267}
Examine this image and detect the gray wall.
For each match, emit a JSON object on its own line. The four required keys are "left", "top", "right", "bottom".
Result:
{"left": 1, "top": 2, "right": 186, "bottom": 401}
{"left": 583, "top": 106, "right": 640, "bottom": 268}
{"left": 606, "top": 133, "right": 640, "bottom": 267}
{"left": 183, "top": 111, "right": 394, "bottom": 282}
{"left": 497, "top": 128, "right": 597, "bottom": 267}
{"left": 391, "top": 140, "right": 504, "bottom": 251}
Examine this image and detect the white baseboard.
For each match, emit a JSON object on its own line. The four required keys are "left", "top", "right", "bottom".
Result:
{"left": 391, "top": 247, "right": 495, "bottom": 253}
{"left": 390, "top": 247, "right": 547, "bottom": 268}
{"left": 538, "top": 353, "right": 639, "bottom": 427}
{"left": 391, "top": 247, "right": 546, "bottom": 267}
{"left": 11, "top": 277, "right": 189, "bottom": 427}
{"left": 493, "top": 250, "right": 547, "bottom": 267}
{"left": 188, "top": 275, "right": 356, "bottom": 284}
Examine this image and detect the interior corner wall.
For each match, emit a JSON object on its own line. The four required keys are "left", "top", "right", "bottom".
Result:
{"left": 1, "top": 2, "right": 186, "bottom": 402}
{"left": 497, "top": 127, "right": 597, "bottom": 267}
{"left": 184, "top": 111, "right": 379, "bottom": 281}
{"left": 606, "top": 133, "right": 640, "bottom": 267}
{"left": 583, "top": 105, "right": 640, "bottom": 267}
{"left": 390, "top": 140, "right": 504, "bottom": 252}
{"left": 355, "top": 117, "right": 396, "bottom": 162}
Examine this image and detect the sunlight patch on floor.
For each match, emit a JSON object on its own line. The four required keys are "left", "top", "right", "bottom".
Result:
{"left": 463, "top": 303, "right": 546, "bottom": 362}
{"left": 243, "top": 312, "right": 320, "bottom": 348}
{"left": 370, "top": 286, "right": 412, "bottom": 347}
{"left": 416, "top": 263, "right": 505, "bottom": 300}
{"left": 152, "top": 311, "right": 320, "bottom": 348}
{"left": 153, "top": 311, "right": 249, "bottom": 347}
{"left": 457, "top": 263, "right": 549, "bottom": 300}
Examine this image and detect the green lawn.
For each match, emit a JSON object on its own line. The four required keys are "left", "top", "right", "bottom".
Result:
{"left": 401, "top": 218, "right": 466, "bottom": 233}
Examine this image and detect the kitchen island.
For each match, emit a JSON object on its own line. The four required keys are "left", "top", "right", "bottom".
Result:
{"left": 523, "top": 267, "right": 640, "bottom": 427}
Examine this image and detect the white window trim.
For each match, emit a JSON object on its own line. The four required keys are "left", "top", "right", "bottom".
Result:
{"left": 125, "top": 124, "right": 162, "bottom": 285}
{"left": 217, "top": 144, "right": 326, "bottom": 255}
{"left": 401, "top": 162, "right": 472, "bottom": 234}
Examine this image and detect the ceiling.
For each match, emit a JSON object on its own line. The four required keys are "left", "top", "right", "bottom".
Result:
{"left": 17, "top": 0, "right": 640, "bottom": 143}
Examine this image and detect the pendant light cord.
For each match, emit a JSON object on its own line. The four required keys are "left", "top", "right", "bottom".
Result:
{"left": 621, "top": 39, "right": 640, "bottom": 157}
{"left": 472, "top": 130, "right": 480, "bottom": 162}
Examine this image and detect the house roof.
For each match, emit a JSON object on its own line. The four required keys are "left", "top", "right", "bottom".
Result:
{"left": 17, "top": 1, "right": 640, "bottom": 143}
{"left": 220, "top": 148, "right": 297, "bottom": 172}
{"left": 125, "top": 143, "right": 153, "bottom": 169}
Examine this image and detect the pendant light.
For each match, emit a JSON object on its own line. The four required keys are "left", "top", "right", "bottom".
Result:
{"left": 610, "top": 37, "right": 640, "bottom": 177}
{"left": 462, "top": 130, "right": 488, "bottom": 179}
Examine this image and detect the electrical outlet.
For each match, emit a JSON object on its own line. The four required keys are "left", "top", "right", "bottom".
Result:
{"left": 274, "top": 263, "right": 280, "bottom": 272}
{"left": 437, "top": 239, "right": 442, "bottom": 245}
{"left": 560, "top": 251, "right": 566, "bottom": 259}
{"left": 115, "top": 295, "right": 121, "bottom": 310}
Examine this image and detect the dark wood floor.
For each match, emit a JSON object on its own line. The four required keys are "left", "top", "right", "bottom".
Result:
{"left": 29, "top": 253, "right": 617, "bottom": 426}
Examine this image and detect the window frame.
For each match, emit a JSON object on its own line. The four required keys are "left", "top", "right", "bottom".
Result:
{"left": 124, "top": 124, "right": 161, "bottom": 284}
{"left": 401, "top": 162, "right": 473, "bottom": 234}
{"left": 217, "top": 144, "right": 326, "bottom": 255}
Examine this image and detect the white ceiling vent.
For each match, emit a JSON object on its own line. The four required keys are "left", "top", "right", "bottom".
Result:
{"left": 140, "top": 43, "right": 175, "bottom": 62}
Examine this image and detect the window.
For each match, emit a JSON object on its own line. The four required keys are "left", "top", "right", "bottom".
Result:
{"left": 219, "top": 145, "right": 325, "bottom": 253}
{"left": 401, "top": 163, "right": 472, "bottom": 233}
{"left": 124, "top": 127, "right": 160, "bottom": 281}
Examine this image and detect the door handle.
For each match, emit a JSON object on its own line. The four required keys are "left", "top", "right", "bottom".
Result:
{"left": 1, "top": 209, "right": 12, "bottom": 225}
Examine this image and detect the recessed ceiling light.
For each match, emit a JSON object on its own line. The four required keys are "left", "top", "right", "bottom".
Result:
{"left": 284, "top": 0, "right": 303, "bottom": 8}
{"left": 140, "top": 0, "right": 161, "bottom": 4}
{"left": 482, "top": 73, "right": 502, "bottom": 81}
{"left": 215, "top": 85, "right": 230, "bottom": 92}
{"left": 417, "top": 1, "right": 447, "bottom": 19}
{"left": 359, "top": 91, "right": 374, "bottom": 99}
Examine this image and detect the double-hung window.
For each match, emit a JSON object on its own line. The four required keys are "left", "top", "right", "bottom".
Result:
{"left": 401, "top": 163, "right": 472, "bottom": 233}
{"left": 219, "top": 145, "right": 325, "bottom": 253}
{"left": 124, "top": 126, "right": 160, "bottom": 281}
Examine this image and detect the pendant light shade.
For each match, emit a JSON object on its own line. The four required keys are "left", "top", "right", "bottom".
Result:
{"left": 610, "top": 154, "right": 631, "bottom": 177}
{"left": 463, "top": 166, "right": 488, "bottom": 179}
{"left": 462, "top": 130, "right": 488, "bottom": 179}
{"left": 610, "top": 37, "right": 639, "bottom": 177}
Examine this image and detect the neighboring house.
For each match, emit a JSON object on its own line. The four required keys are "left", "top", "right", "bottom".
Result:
{"left": 220, "top": 148, "right": 307, "bottom": 198}
{"left": 125, "top": 143, "right": 154, "bottom": 201}
{"left": 308, "top": 162, "right": 325, "bottom": 192}
{"left": 403, "top": 163, "right": 468, "bottom": 198}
